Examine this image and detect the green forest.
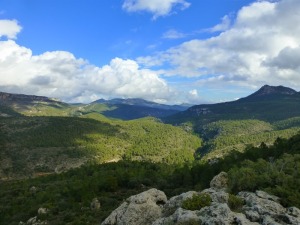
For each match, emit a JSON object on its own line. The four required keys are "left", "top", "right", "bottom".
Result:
{"left": 0, "top": 113, "right": 201, "bottom": 179}
{"left": 1, "top": 131, "right": 299, "bottom": 224}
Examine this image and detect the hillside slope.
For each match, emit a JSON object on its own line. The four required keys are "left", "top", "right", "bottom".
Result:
{"left": 0, "top": 114, "right": 201, "bottom": 179}
{"left": 165, "top": 85, "right": 300, "bottom": 159}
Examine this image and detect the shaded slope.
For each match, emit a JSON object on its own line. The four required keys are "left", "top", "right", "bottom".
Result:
{"left": 0, "top": 114, "right": 201, "bottom": 179}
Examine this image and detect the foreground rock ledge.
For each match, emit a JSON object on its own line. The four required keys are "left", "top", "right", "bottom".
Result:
{"left": 101, "top": 172, "right": 300, "bottom": 225}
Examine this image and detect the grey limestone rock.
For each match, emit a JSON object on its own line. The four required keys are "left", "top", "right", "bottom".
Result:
{"left": 201, "top": 188, "right": 229, "bottom": 204}
{"left": 162, "top": 191, "right": 198, "bottom": 216}
{"left": 238, "top": 191, "right": 300, "bottom": 225}
{"left": 153, "top": 208, "right": 202, "bottom": 225}
{"left": 255, "top": 190, "right": 280, "bottom": 203}
{"left": 101, "top": 172, "right": 300, "bottom": 225}
{"left": 287, "top": 206, "right": 300, "bottom": 217}
{"left": 210, "top": 171, "right": 228, "bottom": 190}
{"left": 90, "top": 198, "right": 101, "bottom": 210}
{"left": 37, "top": 208, "right": 48, "bottom": 215}
{"left": 101, "top": 188, "right": 167, "bottom": 225}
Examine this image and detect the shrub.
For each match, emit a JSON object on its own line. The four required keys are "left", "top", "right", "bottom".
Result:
{"left": 182, "top": 193, "right": 212, "bottom": 211}
{"left": 228, "top": 194, "right": 244, "bottom": 212}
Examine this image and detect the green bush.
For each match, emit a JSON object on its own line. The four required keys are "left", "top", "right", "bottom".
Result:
{"left": 182, "top": 193, "right": 212, "bottom": 211}
{"left": 228, "top": 194, "right": 244, "bottom": 212}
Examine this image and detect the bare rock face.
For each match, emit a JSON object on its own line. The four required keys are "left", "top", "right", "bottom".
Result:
{"left": 101, "top": 188, "right": 167, "bottom": 225}
{"left": 198, "top": 202, "right": 258, "bottom": 225}
{"left": 209, "top": 171, "right": 228, "bottom": 190}
{"left": 161, "top": 191, "right": 198, "bottom": 217}
{"left": 153, "top": 208, "right": 202, "bottom": 225}
{"left": 37, "top": 208, "right": 48, "bottom": 215}
{"left": 201, "top": 188, "right": 229, "bottom": 204}
{"left": 238, "top": 191, "right": 286, "bottom": 222}
{"left": 19, "top": 216, "right": 47, "bottom": 225}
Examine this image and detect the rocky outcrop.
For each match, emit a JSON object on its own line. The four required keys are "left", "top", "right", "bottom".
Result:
{"left": 161, "top": 191, "right": 198, "bottom": 216}
{"left": 102, "top": 172, "right": 300, "bottom": 225}
{"left": 37, "top": 207, "right": 48, "bottom": 215}
{"left": 19, "top": 208, "right": 48, "bottom": 225}
{"left": 238, "top": 190, "right": 300, "bottom": 224}
{"left": 101, "top": 188, "right": 167, "bottom": 225}
{"left": 209, "top": 171, "right": 228, "bottom": 190}
{"left": 19, "top": 216, "right": 47, "bottom": 225}
{"left": 90, "top": 198, "right": 101, "bottom": 210}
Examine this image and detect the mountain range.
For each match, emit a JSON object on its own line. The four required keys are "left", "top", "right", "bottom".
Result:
{"left": 1, "top": 84, "right": 300, "bottom": 164}
{"left": 1, "top": 85, "right": 300, "bottom": 225}
{"left": 0, "top": 92, "right": 189, "bottom": 120}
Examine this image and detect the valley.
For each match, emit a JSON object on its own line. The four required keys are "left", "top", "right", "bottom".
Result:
{"left": 0, "top": 85, "right": 300, "bottom": 224}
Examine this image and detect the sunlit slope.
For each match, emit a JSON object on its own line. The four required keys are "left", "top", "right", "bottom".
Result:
{"left": 0, "top": 114, "right": 201, "bottom": 179}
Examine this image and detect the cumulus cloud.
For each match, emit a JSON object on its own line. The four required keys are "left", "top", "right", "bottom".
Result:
{"left": 138, "top": 0, "right": 300, "bottom": 90}
{"left": 265, "top": 46, "right": 300, "bottom": 70}
{"left": 162, "top": 29, "right": 186, "bottom": 39}
{"left": 0, "top": 38, "right": 175, "bottom": 103}
{"left": 0, "top": 19, "right": 22, "bottom": 39}
{"left": 122, "top": 0, "right": 190, "bottom": 19}
{"left": 208, "top": 15, "right": 231, "bottom": 33}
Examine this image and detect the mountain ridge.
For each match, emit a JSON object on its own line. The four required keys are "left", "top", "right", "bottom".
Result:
{"left": 165, "top": 84, "right": 300, "bottom": 124}
{"left": 0, "top": 91, "right": 61, "bottom": 104}
{"left": 238, "top": 84, "right": 298, "bottom": 102}
{"left": 92, "top": 98, "right": 190, "bottom": 111}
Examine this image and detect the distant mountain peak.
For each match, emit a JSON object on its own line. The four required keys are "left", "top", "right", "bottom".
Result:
{"left": 245, "top": 85, "right": 297, "bottom": 99}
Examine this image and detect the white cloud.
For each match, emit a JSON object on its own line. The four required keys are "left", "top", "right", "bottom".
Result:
{"left": 189, "top": 89, "right": 198, "bottom": 96}
{"left": 0, "top": 39, "right": 175, "bottom": 103}
{"left": 0, "top": 19, "right": 22, "bottom": 39}
{"left": 122, "top": 0, "right": 190, "bottom": 19}
{"left": 208, "top": 15, "right": 231, "bottom": 33}
{"left": 138, "top": 0, "right": 300, "bottom": 90}
{"left": 162, "top": 29, "right": 186, "bottom": 39}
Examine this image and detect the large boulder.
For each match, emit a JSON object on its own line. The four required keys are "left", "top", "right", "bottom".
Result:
{"left": 238, "top": 191, "right": 300, "bottom": 224}
{"left": 210, "top": 171, "right": 228, "bottom": 190}
{"left": 101, "top": 188, "right": 167, "bottom": 225}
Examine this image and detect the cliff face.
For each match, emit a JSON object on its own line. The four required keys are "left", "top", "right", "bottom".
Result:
{"left": 102, "top": 172, "right": 300, "bottom": 225}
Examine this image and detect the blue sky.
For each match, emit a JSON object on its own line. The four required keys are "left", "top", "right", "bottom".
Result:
{"left": 0, "top": 0, "right": 300, "bottom": 104}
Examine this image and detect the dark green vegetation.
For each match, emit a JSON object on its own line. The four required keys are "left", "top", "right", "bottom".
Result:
{"left": 198, "top": 119, "right": 300, "bottom": 160}
{"left": 227, "top": 194, "right": 244, "bottom": 212}
{"left": 1, "top": 131, "right": 299, "bottom": 224}
{"left": 0, "top": 113, "right": 201, "bottom": 179}
{"left": 182, "top": 193, "right": 212, "bottom": 210}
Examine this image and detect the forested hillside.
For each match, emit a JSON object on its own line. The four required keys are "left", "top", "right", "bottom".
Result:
{"left": 165, "top": 85, "right": 300, "bottom": 159}
{"left": 0, "top": 113, "right": 201, "bottom": 179}
{"left": 1, "top": 131, "right": 299, "bottom": 225}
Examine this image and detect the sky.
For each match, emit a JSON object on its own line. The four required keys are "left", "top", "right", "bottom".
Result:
{"left": 0, "top": 0, "right": 300, "bottom": 104}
